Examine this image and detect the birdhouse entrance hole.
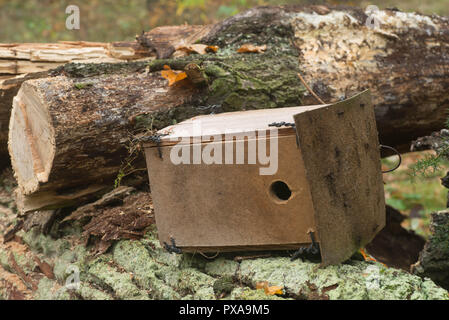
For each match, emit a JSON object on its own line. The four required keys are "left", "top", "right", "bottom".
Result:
{"left": 270, "top": 180, "right": 292, "bottom": 202}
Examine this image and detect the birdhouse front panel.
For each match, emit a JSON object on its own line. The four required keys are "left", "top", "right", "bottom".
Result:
{"left": 145, "top": 132, "right": 318, "bottom": 252}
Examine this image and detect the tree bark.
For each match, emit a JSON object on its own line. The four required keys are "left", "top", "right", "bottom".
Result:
{"left": 7, "top": 5, "right": 449, "bottom": 212}
{"left": 412, "top": 210, "right": 449, "bottom": 290}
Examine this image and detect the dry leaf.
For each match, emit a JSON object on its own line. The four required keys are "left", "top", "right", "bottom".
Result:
{"left": 256, "top": 281, "right": 284, "bottom": 296}
{"left": 310, "top": 5, "right": 331, "bottom": 15}
{"left": 256, "top": 281, "right": 269, "bottom": 290}
{"left": 266, "top": 285, "right": 283, "bottom": 295}
{"left": 161, "top": 65, "right": 187, "bottom": 86}
{"left": 206, "top": 45, "right": 219, "bottom": 53}
{"left": 237, "top": 44, "right": 267, "bottom": 53}
{"left": 175, "top": 44, "right": 218, "bottom": 55}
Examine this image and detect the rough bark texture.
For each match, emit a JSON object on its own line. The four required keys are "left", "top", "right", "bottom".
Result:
{"left": 293, "top": 91, "right": 385, "bottom": 266}
{"left": 286, "top": 6, "right": 449, "bottom": 153}
{"left": 0, "top": 169, "right": 447, "bottom": 300}
{"left": 412, "top": 210, "right": 449, "bottom": 290}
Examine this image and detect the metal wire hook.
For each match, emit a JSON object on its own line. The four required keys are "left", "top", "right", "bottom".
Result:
{"left": 380, "top": 144, "right": 402, "bottom": 173}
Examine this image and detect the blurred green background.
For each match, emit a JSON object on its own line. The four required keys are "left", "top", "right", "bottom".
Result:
{"left": 0, "top": 0, "right": 448, "bottom": 43}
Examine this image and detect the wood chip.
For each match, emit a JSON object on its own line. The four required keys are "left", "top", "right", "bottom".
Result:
{"left": 237, "top": 44, "right": 267, "bottom": 53}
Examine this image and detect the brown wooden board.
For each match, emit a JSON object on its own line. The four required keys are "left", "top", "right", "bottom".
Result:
{"left": 145, "top": 134, "right": 318, "bottom": 252}
{"left": 293, "top": 90, "right": 385, "bottom": 266}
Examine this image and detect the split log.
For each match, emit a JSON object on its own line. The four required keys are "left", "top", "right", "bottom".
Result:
{"left": 0, "top": 41, "right": 152, "bottom": 75}
{"left": 8, "top": 5, "right": 449, "bottom": 212}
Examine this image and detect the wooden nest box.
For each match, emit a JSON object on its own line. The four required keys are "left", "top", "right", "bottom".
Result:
{"left": 144, "top": 90, "right": 385, "bottom": 266}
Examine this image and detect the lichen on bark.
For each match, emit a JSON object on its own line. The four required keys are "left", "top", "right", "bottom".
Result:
{"left": 13, "top": 225, "right": 449, "bottom": 300}
{"left": 412, "top": 210, "right": 449, "bottom": 290}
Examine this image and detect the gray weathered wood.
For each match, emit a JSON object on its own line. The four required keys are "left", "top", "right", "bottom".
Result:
{"left": 294, "top": 90, "right": 385, "bottom": 266}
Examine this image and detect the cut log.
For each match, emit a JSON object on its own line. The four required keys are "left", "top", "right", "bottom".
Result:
{"left": 0, "top": 41, "right": 151, "bottom": 167}
{"left": 0, "top": 27, "right": 214, "bottom": 166}
{"left": 9, "top": 70, "right": 197, "bottom": 212}
{"left": 8, "top": 5, "right": 449, "bottom": 212}
{"left": 366, "top": 205, "right": 425, "bottom": 271}
{"left": 0, "top": 72, "right": 51, "bottom": 167}
{"left": 0, "top": 61, "right": 155, "bottom": 168}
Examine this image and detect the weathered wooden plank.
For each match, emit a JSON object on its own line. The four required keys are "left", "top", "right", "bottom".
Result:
{"left": 294, "top": 90, "right": 385, "bottom": 266}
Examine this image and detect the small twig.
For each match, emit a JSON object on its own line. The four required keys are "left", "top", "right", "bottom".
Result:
{"left": 9, "top": 253, "right": 38, "bottom": 291}
{"left": 197, "top": 251, "right": 220, "bottom": 260}
{"left": 233, "top": 253, "right": 271, "bottom": 262}
{"left": 3, "top": 219, "right": 24, "bottom": 243}
{"left": 297, "top": 72, "right": 326, "bottom": 104}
